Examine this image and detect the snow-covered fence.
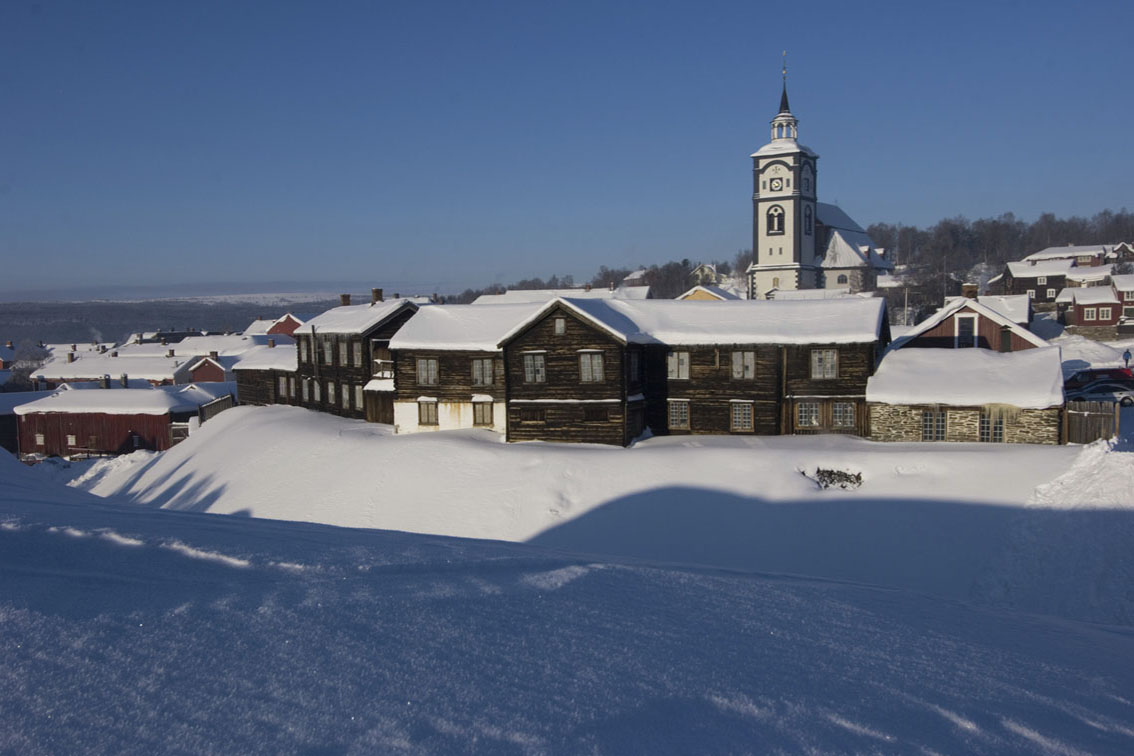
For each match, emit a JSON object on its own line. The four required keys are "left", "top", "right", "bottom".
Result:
{"left": 1064, "top": 400, "right": 1120, "bottom": 444}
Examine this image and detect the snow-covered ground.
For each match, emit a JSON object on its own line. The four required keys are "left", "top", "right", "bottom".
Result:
{"left": 46, "top": 404, "right": 1134, "bottom": 627}
{"left": 4, "top": 449, "right": 1134, "bottom": 753}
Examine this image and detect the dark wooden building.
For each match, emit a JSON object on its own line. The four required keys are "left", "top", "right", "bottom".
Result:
{"left": 895, "top": 298, "right": 1048, "bottom": 353}
{"left": 991, "top": 261, "right": 1073, "bottom": 307}
{"left": 293, "top": 294, "right": 419, "bottom": 422}
{"left": 233, "top": 343, "right": 298, "bottom": 407}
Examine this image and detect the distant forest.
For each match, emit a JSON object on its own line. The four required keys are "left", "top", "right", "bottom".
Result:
{"left": 449, "top": 208, "right": 1134, "bottom": 304}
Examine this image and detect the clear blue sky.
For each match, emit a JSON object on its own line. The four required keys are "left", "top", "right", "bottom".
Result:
{"left": 2, "top": 0, "right": 1132, "bottom": 294}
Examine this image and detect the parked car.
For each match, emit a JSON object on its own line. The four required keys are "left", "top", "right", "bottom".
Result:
{"left": 1064, "top": 367, "right": 1134, "bottom": 390}
{"left": 1066, "top": 380, "right": 1134, "bottom": 406}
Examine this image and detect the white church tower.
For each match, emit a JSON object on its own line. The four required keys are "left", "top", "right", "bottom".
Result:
{"left": 746, "top": 62, "right": 820, "bottom": 299}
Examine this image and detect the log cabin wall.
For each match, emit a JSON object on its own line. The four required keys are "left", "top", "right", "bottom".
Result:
{"left": 781, "top": 342, "right": 876, "bottom": 435}
{"left": 502, "top": 304, "right": 630, "bottom": 445}
{"left": 391, "top": 348, "right": 508, "bottom": 433}
{"left": 648, "top": 344, "right": 782, "bottom": 435}
{"left": 235, "top": 369, "right": 275, "bottom": 406}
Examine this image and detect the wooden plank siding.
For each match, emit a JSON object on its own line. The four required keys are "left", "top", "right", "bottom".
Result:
{"left": 905, "top": 311, "right": 1037, "bottom": 352}
{"left": 393, "top": 350, "right": 507, "bottom": 403}
{"left": 502, "top": 304, "right": 637, "bottom": 446}
{"left": 18, "top": 411, "right": 174, "bottom": 456}
{"left": 236, "top": 369, "right": 297, "bottom": 407}
{"left": 294, "top": 308, "right": 417, "bottom": 420}
{"left": 781, "top": 343, "right": 876, "bottom": 435}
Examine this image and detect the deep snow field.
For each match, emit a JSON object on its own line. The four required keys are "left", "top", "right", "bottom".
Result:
{"left": 4, "top": 405, "right": 1134, "bottom": 752}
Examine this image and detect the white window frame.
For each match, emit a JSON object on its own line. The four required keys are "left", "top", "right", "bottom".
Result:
{"left": 418, "top": 400, "right": 438, "bottom": 425}
{"left": 1037, "top": 275, "right": 1047, "bottom": 285}
{"left": 579, "top": 352, "right": 604, "bottom": 383}
{"left": 954, "top": 314, "right": 977, "bottom": 348}
{"left": 35, "top": 432, "right": 45, "bottom": 446}
{"left": 833, "top": 402, "right": 855, "bottom": 428}
{"left": 1124, "top": 291, "right": 1134, "bottom": 302}
{"left": 1084, "top": 307, "right": 1097, "bottom": 321}
{"left": 327, "top": 381, "right": 336, "bottom": 405}
{"left": 554, "top": 317, "right": 566, "bottom": 335}
{"left": 322, "top": 339, "right": 333, "bottom": 365}
{"left": 730, "top": 401, "right": 754, "bottom": 432}
{"left": 667, "top": 351, "right": 690, "bottom": 380}
{"left": 338, "top": 341, "right": 348, "bottom": 365}
{"left": 302, "top": 380, "right": 310, "bottom": 402}
{"left": 416, "top": 357, "right": 439, "bottom": 386}
{"left": 522, "top": 353, "right": 546, "bottom": 384}
{"left": 353, "top": 341, "right": 363, "bottom": 367}
{"left": 1099, "top": 307, "right": 1112, "bottom": 321}
{"left": 1046, "top": 288, "right": 1056, "bottom": 299}
{"left": 1027, "top": 289, "right": 1035, "bottom": 299}
{"left": 66, "top": 434, "right": 77, "bottom": 447}
{"left": 354, "top": 385, "right": 363, "bottom": 409}
{"left": 796, "top": 402, "right": 820, "bottom": 428}
{"left": 471, "top": 357, "right": 494, "bottom": 386}
{"left": 313, "top": 381, "right": 321, "bottom": 401}
{"left": 299, "top": 339, "right": 308, "bottom": 363}
{"left": 277, "top": 376, "right": 287, "bottom": 398}
{"left": 731, "top": 351, "right": 755, "bottom": 380}
{"left": 809, "top": 349, "right": 838, "bottom": 379}
{"left": 667, "top": 399, "right": 690, "bottom": 430}
{"left": 341, "top": 383, "right": 350, "bottom": 409}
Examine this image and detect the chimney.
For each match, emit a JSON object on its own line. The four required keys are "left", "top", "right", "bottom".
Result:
{"left": 161, "top": 338, "right": 168, "bottom": 346}
{"left": 67, "top": 352, "right": 75, "bottom": 363}
{"left": 267, "top": 338, "right": 276, "bottom": 348}
{"left": 5, "top": 340, "right": 13, "bottom": 349}
{"left": 167, "top": 348, "right": 175, "bottom": 358}
{"left": 209, "top": 350, "right": 219, "bottom": 360}
{"left": 100, "top": 375, "right": 110, "bottom": 389}
{"left": 135, "top": 336, "right": 142, "bottom": 344}
{"left": 340, "top": 293, "right": 352, "bottom": 306}
{"left": 71, "top": 343, "right": 77, "bottom": 351}
{"left": 585, "top": 283, "right": 592, "bottom": 292}
{"left": 100, "top": 345, "right": 107, "bottom": 353}
{"left": 961, "top": 283, "right": 979, "bottom": 299}
{"left": 432, "top": 292, "right": 438, "bottom": 303}
{"left": 609, "top": 281, "right": 614, "bottom": 291}
{"left": 394, "top": 292, "right": 400, "bottom": 299}
{"left": 111, "top": 351, "right": 118, "bottom": 357}
{"left": 120, "top": 373, "right": 129, "bottom": 388}
{"left": 372, "top": 287, "right": 383, "bottom": 303}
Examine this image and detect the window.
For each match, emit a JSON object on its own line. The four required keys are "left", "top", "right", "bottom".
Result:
{"left": 668, "top": 400, "right": 690, "bottom": 430}
{"left": 922, "top": 410, "right": 946, "bottom": 441}
{"left": 979, "top": 411, "right": 1004, "bottom": 443}
{"left": 627, "top": 351, "right": 641, "bottom": 383}
{"left": 302, "top": 380, "right": 310, "bottom": 402}
{"left": 772, "top": 277, "right": 780, "bottom": 288}
{"left": 767, "top": 205, "right": 785, "bottom": 235}
{"left": 1125, "top": 291, "right": 1134, "bottom": 301}
{"left": 417, "top": 358, "right": 438, "bottom": 385}
{"left": 277, "top": 376, "right": 287, "bottom": 398}
{"left": 1037, "top": 276, "right": 1047, "bottom": 285}
{"left": 1084, "top": 307, "right": 1097, "bottom": 321}
{"left": 289, "top": 377, "right": 296, "bottom": 398}
{"left": 579, "top": 352, "right": 604, "bottom": 383}
{"left": 730, "top": 401, "right": 754, "bottom": 432}
{"left": 354, "top": 385, "right": 363, "bottom": 409}
{"left": 667, "top": 351, "right": 690, "bottom": 380}
{"left": 518, "top": 407, "right": 545, "bottom": 422}
{"left": 341, "top": 384, "right": 350, "bottom": 409}
{"left": 810, "top": 349, "right": 838, "bottom": 379}
{"left": 471, "top": 358, "right": 494, "bottom": 386}
{"left": 327, "top": 381, "right": 336, "bottom": 405}
{"left": 322, "top": 339, "right": 333, "bottom": 365}
{"left": 473, "top": 402, "right": 493, "bottom": 426}
{"left": 1099, "top": 307, "right": 1112, "bottom": 320}
{"left": 956, "top": 315, "right": 976, "bottom": 348}
{"left": 803, "top": 177, "right": 810, "bottom": 192}
{"left": 836, "top": 274, "right": 848, "bottom": 285}
{"left": 833, "top": 402, "right": 855, "bottom": 428}
{"left": 583, "top": 405, "right": 609, "bottom": 421}
{"left": 1078, "top": 255, "right": 1092, "bottom": 263}
{"left": 1046, "top": 288, "right": 1056, "bottom": 299}
{"left": 554, "top": 318, "right": 566, "bottom": 335}
{"left": 35, "top": 433, "right": 44, "bottom": 446}
{"left": 418, "top": 400, "right": 438, "bottom": 425}
{"left": 353, "top": 341, "right": 363, "bottom": 367}
{"left": 66, "top": 434, "right": 77, "bottom": 446}
{"left": 731, "top": 351, "right": 755, "bottom": 380}
{"left": 313, "top": 381, "right": 321, "bottom": 401}
{"left": 523, "top": 353, "right": 546, "bottom": 383}
{"left": 804, "top": 205, "right": 813, "bottom": 235}
{"left": 1027, "top": 289, "right": 1035, "bottom": 299}
{"left": 339, "top": 341, "right": 348, "bottom": 365}
{"left": 299, "top": 339, "right": 308, "bottom": 363}
{"left": 796, "top": 402, "right": 820, "bottom": 428}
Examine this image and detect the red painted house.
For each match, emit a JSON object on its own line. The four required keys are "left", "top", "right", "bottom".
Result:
{"left": 893, "top": 297, "right": 1048, "bottom": 352}
{"left": 1062, "top": 287, "right": 1122, "bottom": 327}
{"left": 15, "top": 383, "right": 236, "bottom": 458}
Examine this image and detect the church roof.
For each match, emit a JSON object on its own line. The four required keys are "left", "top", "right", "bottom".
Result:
{"left": 751, "top": 139, "right": 817, "bottom": 158}
{"left": 779, "top": 82, "right": 790, "bottom": 114}
{"left": 815, "top": 204, "right": 891, "bottom": 271}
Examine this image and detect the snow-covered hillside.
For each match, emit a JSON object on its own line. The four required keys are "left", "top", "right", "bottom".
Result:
{"left": 3, "top": 451, "right": 1134, "bottom": 753}
{"left": 58, "top": 405, "right": 1134, "bottom": 626}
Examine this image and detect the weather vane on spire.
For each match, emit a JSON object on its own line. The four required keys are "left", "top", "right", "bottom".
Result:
{"left": 782, "top": 51, "right": 787, "bottom": 81}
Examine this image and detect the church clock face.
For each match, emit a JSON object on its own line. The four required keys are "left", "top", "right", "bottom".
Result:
{"left": 769, "top": 178, "right": 783, "bottom": 191}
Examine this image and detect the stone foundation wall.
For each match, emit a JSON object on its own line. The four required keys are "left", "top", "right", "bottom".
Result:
{"left": 1064, "top": 325, "right": 1120, "bottom": 341}
{"left": 868, "top": 403, "right": 1061, "bottom": 445}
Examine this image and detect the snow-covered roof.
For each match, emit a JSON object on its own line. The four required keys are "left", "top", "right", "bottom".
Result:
{"left": 675, "top": 285, "right": 742, "bottom": 301}
{"left": 14, "top": 382, "right": 235, "bottom": 416}
{"left": 364, "top": 378, "right": 395, "bottom": 392}
{"left": 875, "top": 272, "right": 909, "bottom": 289}
{"left": 231, "top": 344, "right": 298, "bottom": 372}
{"left": 750, "top": 138, "right": 818, "bottom": 158}
{"left": 501, "top": 297, "right": 887, "bottom": 347}
{"left": 1066, "top": 265, "right": 1113, "bottom": 282}
{"left": 0, "top": 344, "right": 15, "bottom": 362}
{"left": 1007, "top": 260, "right": 1074, "bottom": 278}
{"left": 622, "top": 268, "right": 649, "bottom": 283}
{"left": 973, "top": 295, "right": 1030, "bottom": 325}
{"left": 893, "top": 297, "right": 1049, "bottom": 350}
{"left": 815, "top": 204, "right": 890, "bottom": 271}
{"left": 242, "top": 313, "right": 306, "bottom": 337}
{"left": 769, "top": 288, "right": 864, "bottom": 301}
{"left": 867, "top": 347, "right": 1064, "bottom": 409}
{"left": 37, "top": 353, "right": 193, "bottom": 382}
{"left": 58, "top": 378, "right": 156, "bottom": 390}
{"left": 389, "top": 303, "right": 545, "bottom": 351}
{"left": 1023, "top": 245, "right": 1111, "bottom": 262}
{"left": 186, "top": 355, "right": 241, "bottom": 375}
{"left": 1065, "top": 287, "right": 1120, "bottom": 306}
{"left": 1111, "top": 273, "right": 1134, "bottom": 292}
{"left": 0, "top": 390, "right": 55, "bottom": 415}
{"left": 471, "top": 286, "right": 651, "bottom": 305}
{"left": 296, "top": 300, "right": 418, "bottom": 336}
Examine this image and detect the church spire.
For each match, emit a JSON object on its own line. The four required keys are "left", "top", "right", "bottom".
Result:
{"left": 779, "top": 51, "right": 790, "bottom": 114}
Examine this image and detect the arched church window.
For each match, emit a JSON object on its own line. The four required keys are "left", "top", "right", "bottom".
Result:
{"left": 772, "top": 277, "right": 780, "bottom": 288}
{"left": 804, "top": 205, "right": 813, "bottom": 235}
{"left": 767, "top": 205, "right": 785, "bottom": 235}
{"left": 837, "top": 274, "right": 848, "bottom": 284}
{"left": 803, "top": 177, "right": 810, "bottom": 192}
